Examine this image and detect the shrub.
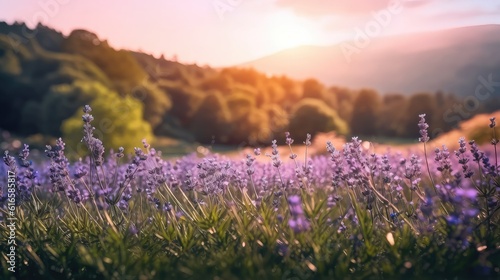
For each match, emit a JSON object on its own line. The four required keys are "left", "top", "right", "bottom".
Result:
{"left": 189, "top": 92, "right": 232, "bottom": 143}
{"left": 61, "top": 87, "right": 153, "bottom": 157}
{"left": 289, "top": 98, "right": 349, "bottom": 138}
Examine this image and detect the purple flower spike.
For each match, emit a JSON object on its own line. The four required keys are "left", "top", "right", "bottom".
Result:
{"left": 489, "top": 117, "right": 496, "bottom": 128}
{"left": 418, "top": 114, "right": 430, "bottom": 143}
{"left": 455, "top": 188, "right": 477, "bottom": 200}
{"left": 287, "top": 195, "right": 309, "bottom": 233}
{"left": 288, "top": 195, "right": 301, "bottom": 205}
{"left": 285, "top": 132, "right": 294, "bottom": 145}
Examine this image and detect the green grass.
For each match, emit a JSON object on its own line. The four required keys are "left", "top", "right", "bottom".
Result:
{"left": 1, "top": 184, "right": 498, "bottom": 279}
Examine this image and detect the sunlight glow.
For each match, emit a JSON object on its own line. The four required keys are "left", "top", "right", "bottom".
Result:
{"left": 267, "top": 12, "right": 320, "bottom": 50}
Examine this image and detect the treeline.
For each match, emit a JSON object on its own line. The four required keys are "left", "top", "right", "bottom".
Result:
{"left": 0, "top": 22, "right": 497, "bottom": 150}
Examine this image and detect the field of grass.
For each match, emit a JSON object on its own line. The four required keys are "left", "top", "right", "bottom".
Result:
{"left": 0, "top": 108, "right": 499, "bottom": 279}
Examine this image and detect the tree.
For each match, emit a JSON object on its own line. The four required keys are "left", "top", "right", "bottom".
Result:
{"left": 62, "top": 29, "right": 146, "bottom": 85}
{"left": 350, "top": 89, "right": 380, "bottom": 136}
{"left": 161, "top": 84, "right": 203, "bottom": 126}
{"left": 220, "top": 67, "right": 261, "bottom": 86}
{"left": 20, "top": 101, "right": 42, "bottom": 135}
{"left": 404, "top": 92, "right": 437, "bottom": 138}
{"left": 224, "top": 93, "right": 270, "bottom": 144}
{"left": 189, "top": 92, "right": 232, "bottom": 144}
{"left": 329, "top": 86, "right": 356, "bottom": 122}
{"left": 302, "top": 78, "right": 325, "bottom": 100}
{"left": 199, "top": 74, "right": 232, "bottom": 94}
{"left": 377, "top": 94, "right": 407, "bottom": 137}
{"left": 130, "top": 81, "right": 172, "bottom": 129}
{"left": 262, "top": 104, "right": 289, "bottom": 142}
{"left": 41, "top": 81, "right": 98, "bottom": 136}
{"left": 61, "top": 85, "right": 153, "bottom": 157}
{"left": 289, "top": 98, "right": 349, "bottom": 138}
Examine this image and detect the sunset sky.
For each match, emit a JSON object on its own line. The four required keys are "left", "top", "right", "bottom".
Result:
{"left": 1, "top": 0, "right": 499, "bottom": 66}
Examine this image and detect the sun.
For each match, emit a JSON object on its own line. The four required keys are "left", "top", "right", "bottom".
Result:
{"left": 267, "top": 12, "right": 319, "bottom": 50}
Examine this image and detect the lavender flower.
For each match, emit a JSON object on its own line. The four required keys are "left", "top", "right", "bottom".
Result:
{"left": 46, "top": 138, "right": 72, "bottom": 192}
{"left": 469, "top": 140, "right": 484, "bottom": 163}
{"left": 287, "top": 195, "right": 310, "bottom": 233}
{"left": 116, "top": 147, "right": 125, "bottom": 158}
{"left": 303, "top": 133, "right": 311, "bottom": 146}
{"left": 455, "top": 137, "right": 473, "bottom": 178}
{"left": 381, "top": 154, "right": 393, "bottom": 184}
{"left": 246, "top": 154, "right": 255, "bottom": 175}
{"left": 81, "top": 105, "right": 105, "bottom": 166}
{"left": 74, "top": 166, "right": 88, "bottom": 179}
{"left": 268, "top": 140, "right": 282, "bottom": 168}
{"left": 19, "top": 144, "right": 30, "bottom": 168}
{"left": 128, "top": 223, "right": 138, "bottom": 235}
{"left": 285, "top": 132, "right": 294, "bottom": 145}
{"left": 418, "top": 114, "right": 430, "bottom": 143}
{"left": 435, "top": 145, "right": 452, "bottom": 173}
{"left": 489, "top": 117, "right": 496, "bottom": 128}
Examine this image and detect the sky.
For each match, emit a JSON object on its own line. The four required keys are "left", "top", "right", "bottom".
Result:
{"left": 1, "top": 0, "right": 499, "bottom": 66}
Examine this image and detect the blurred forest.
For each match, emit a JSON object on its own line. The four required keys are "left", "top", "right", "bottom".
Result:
{"left": 1, "top": 22, "right": 498, "bottom": 150}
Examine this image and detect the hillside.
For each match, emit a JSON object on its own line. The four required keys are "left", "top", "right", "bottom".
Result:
{"left": 241, "top": 25, "right": 500, "bottom": 97}
{"left": 0, "top": 21, "right": 498, "bottom": 149}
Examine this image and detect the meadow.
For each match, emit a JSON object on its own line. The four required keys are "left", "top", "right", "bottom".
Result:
{"left": 0, "top": 106, "right": 499, "bottom": 279}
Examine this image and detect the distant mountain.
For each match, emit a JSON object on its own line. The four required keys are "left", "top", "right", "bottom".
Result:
{"left": 240, "top": 25, "right": 500, "bottom": 96}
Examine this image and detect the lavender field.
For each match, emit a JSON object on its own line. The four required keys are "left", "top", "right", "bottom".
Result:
{"left": 1, "top": 106, "right": 498, "bottom": 279}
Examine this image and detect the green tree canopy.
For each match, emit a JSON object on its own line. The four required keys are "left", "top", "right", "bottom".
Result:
{"left": 62, "top": 29, "right": 146, "bottom": 85}
{"left": 61, "top": 85, "right": 153, "bottom": 157}
{"left": 404, "top": 92, "right": 437, "bottom": 138}
{"left": 350, "top": 89, "right": 380, "bottom": 136}
{"left": 129, "top": 81, "right": 172, "bottom": 129}
{"left": 289, "top": 98, "right": 349, "bottom": 138}
{"left": 189, "top": 92, "right": 232, "bottom": 144}
{"left": 225, "top": 93, "right": 270, "bottom": 144}
{"left": 41, "top": 80, "right": 99, "bottom": 136}
{"left": 302, "top": 78, "right": 325, "bottom": 100}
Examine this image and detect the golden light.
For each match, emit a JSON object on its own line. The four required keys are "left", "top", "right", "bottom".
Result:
{"left": 267, "top": 12, "right": 319, "bottom": 50}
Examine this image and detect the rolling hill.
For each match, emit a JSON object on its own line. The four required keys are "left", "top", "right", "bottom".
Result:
{"left": 241, "top": 25, "right": 500, "bottom": 96}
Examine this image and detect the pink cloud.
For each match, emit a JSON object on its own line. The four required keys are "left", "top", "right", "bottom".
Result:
{"left": 275, "top": 0, "right": 431, "bottom": 16}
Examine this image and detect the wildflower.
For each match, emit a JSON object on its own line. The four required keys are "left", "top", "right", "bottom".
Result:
{"left": 285, "top": 132, "right": 294, "bottom": 145}
{"left": 381, "top": 154, "right": 393, "bottom": 184}
{"left": 482, "top": 156, "right": 497, "bottom": 176}
{"left": 118, "top": 200, "right": 129, "bottom": 211}
{"left": 271, "top": 139, "right": 279, "bottom": 156}
{"left": 142, "top": 139, "right": 150, "bottom": 149}
{"left": 116, "top": 147, "right": 125, "bottom": 158}
{"left": 67, "top": 189, "right": 82, "bottom": 203}
{"left": 74, "top": 166, "right": 88, "bottom": 179}
{"left": 455, "top": 138, "right": 473, "bottom": 178}
{"left": 489, "top": 117, "right": 496, "bottom": 128}
{"left": 46, "top": 138, "right": 72, "bottom": 192}
{"left": 455, "top": 188, "right": 477, "bottom": 201}
{"left": 3, "top": 151, "right": 17, "bottom": 174}
{"left": 129, "top": 224, "right": 138, "bottom": 235}
{"left": 246, "top": 154, "right": 255, "bottom": 175}
{"left": 19, "top": 144, "right": 30, "bottom": 167}
{"left": 418, "top": 114, "right": 430, "bottom": 143}
{"left": 303, "top": 133, "right": 311, "bottom": 146}
{"left": 164, "top": 202, "right": 172, "bottom": 212}
{"left": 435, "top": 145, "right": 452, "bottom": 173}
{"left": 469, "top": 140, "right": 484, "bottom": 162}
{"left": 287, "top": 195, "right": 310, "bottom": 233}
{"left": 268, "top": 141, "right": 282, "bottom": 168}
{"left": 81, "top": 105, "right": 105, "bottom": 166}
{"left": 404, "top": 154, "right": 421, "bottom": 180}
{"left": 134, "top": 147, "right": 148, "bottom": 161}
{"left": 420, "top": 196, "right": 433, "bottom": 217}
